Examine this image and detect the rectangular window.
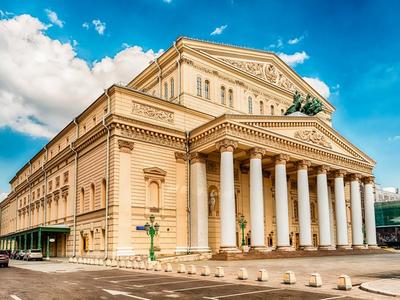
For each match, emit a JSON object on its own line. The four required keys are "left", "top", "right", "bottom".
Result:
{"left": 63, "top": 171, "right": 69, "bottom": 184}
{"left": 56, "top": 176, "right": 60, "bottom": 188}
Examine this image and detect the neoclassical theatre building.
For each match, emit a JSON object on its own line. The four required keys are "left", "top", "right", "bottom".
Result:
{"left": 0, "top": 37, "right": 378, "bottom": 258}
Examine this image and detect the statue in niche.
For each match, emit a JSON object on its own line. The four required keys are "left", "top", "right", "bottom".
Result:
{"left": 209, "top": 189, "right": 218, "bottom": 216}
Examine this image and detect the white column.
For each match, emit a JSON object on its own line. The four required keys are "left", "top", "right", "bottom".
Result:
{"left": 217, "top": 139, "right": 240, "bottom": 253}
{"left": 116, "top": 140, "right": 135, "bottom": 257}
{"left": 334, "top": 170, "right": 349, "bottom": 248}
{"left": 274, "top": 154, "right": 292, "bottom": 250}
{"left": 249, "top": 148, "right": 267, "bottom": 250}
{"left": 316, "top": 166, "right": 333, "bottom": 250}
{"left": 363, "top": 177, "right": 378, "bottom": 248}
{"left": 189, "top": 153, "right": 210, "bottom": 253}
{"left": 350, "top": 174, "right": 364, "bottom": 248}
{"left": 297, "top": 160, "right": 313, "bottom": 249}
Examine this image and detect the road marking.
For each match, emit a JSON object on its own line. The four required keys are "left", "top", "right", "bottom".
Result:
{"left": 10, "top": 295, "right": 22, "bottom": 300}
{"left": 320, "top": 296, "right": 347, "bottom": 300}
{"left": 95, "top": 274, "right": 146, "bottom": 280}
{"left": 111, "top": 276, "right": 168, "bottom": 283}
{"left": 202, "top": 288, "right": 284, "bottom": 299}
{"left": 164, "top": 283, "right": 236, "bottom": 292}
{"left": 132, "top": 279, "right": 200, "bottom": 287}
{"left": 103, "top": 289, "right": 150, "bottom": 300}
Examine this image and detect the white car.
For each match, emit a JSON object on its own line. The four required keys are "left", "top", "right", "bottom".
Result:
{"left": 23, "top": 249, "right": 43, "bottom": 261}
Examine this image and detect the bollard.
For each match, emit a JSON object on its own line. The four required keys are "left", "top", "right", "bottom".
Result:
{"left": 309, "top": 273, "right": 322, "bottom": 287}
{"left": 187, "top": 265, "right": 197, "bottom": 275}
{"left": 215, "top": 267, "right": 224, "bottom": 277}
{"left": 119, "top": 260, "right": 126, "bottom": 268}
{"left": 201, "top": 266, "right": 210, "bottom": 276}
{"left": 72, "top": 257, "right": 78, "bottom": 264}
{"left": 105, "top": 259, "right": 112, "bottom": 267}
{"left": 146, "top": 261, "right": 154, "bottom": 270}
{"left": 177, "top": 264, "right": 186, "bottom": 273}
{"left": 126, "top": 260, "right": 133, "bottom": 268}
{"left": 139, "top": 261, "right": 146, "bottom": 270}
{"left": 237, "top": 268, "right": 248, "bottom": 280}
{"left": 337, "top": 275, "right": 352, "bottom": 291}
{"left": 165, "top": 263, "right": 173, "bottom": 272}
{"left": 154, "top": 261, "right": 162, "bottom": 271}
{"left": 98, "top": 259, "right": 104, "bottom": 266}
{"left": 257, "top": 269, "right": 268, "bottom": 281}
{"left": 283, "top": 271, "right": 296, "bottom": 284}
{"left": 111, "top": 259, "right": 118, "bottom": 267}
{"left": 133, "top": 261, "right": 139, "bottom": 269}
{"left": 68, "top": 257, "right": 73, "bottom": 263}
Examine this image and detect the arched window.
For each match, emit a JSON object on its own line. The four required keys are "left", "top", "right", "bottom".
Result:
{"left": 204, "top": 80, "right": 210, "bottom": 99}
{"left": 149, "top": 181, "right": 160, "bottom": 209}
{"left": 80, "top": 188, "right": 85, "bottom": 213}
{"left": 170, "top": 78, "right": 174, "bottom": 98}
{"left": 196, "top": 76, "right": 202, "bottom": 96}
{"left": 220, "top": 86, "right": 226, "bottom": 105}
{"left": 228, "top": 89, "right": 233, "bottom": 107}
{"left": 101, "top": 179, "right": 106, "bottom": 209}
{"left": 90, "top": 183, "right": 95, "bottom": 211}
{"left": 248, "top": 96, "right": 253, "bottom": 114}
{"left": 270, "top": 105, "right": 275, "bottom": 116}
{"left": 164, "top": 82, "right": 168, "bottom": 100}
{"left": 260, "top": 101, "right": 264, "bottom": 114}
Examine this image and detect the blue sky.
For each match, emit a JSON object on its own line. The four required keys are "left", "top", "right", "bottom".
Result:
{"left": 0, "top": 0, "right": 399, "bottom": 196}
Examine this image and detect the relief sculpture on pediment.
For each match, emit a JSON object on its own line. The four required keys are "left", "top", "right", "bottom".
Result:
{"left": 294, "top": 129, "right": 332, "bottom": 149}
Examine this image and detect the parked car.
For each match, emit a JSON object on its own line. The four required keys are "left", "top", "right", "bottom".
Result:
{"left": 0, "top": 250, "right": 9, "bottom": 267}
{"left": 23, "top": 249, "right": 43, "bottom": 261}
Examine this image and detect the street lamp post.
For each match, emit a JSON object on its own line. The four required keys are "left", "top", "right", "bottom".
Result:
{"left": 238, "top": 215, "right": 247, "bottom": 247}
{"left": 144, "top": 214, "right": 160, "bottom": 261}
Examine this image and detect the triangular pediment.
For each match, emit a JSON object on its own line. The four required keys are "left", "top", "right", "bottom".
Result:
{"left": 225, "top": 115, "right": 374, "bottom": 164}
{"left": 181, "top": 38, "right": 334, "bottom": 112}
{"left": 143, "top": 167, "right": 167, "bottom": 177}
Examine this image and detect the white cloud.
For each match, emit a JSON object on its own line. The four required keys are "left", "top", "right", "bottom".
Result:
{"left": 210, "top": 25, "right": 228, "bottom": 36}
{"left": 45, "top": 9, "right": 64, "bottom": 28}
{"left": 0, "top": 14, "right": 163, "bottom": 138}
{"left": 0, "top": 191, "right": 8, "bottom": 202}
{"left": 82, "top": 22, "right": 89, "bottom": 29}
{"left": 288, "top": 35, "right": 305, "bottom": 45}
{"left": 277, "top": 51, "right": 309, "bottom": 67}
{"left": 302, "top": 77, "right": 331, "bottom": 99}
{"left": 72, "top": 39, "right": 78, "bottom": 47}
{"left": 122, "top": 42, "right": 130, "bottom": 49}
{"left": 388, "top": 136, "right": 400, "bottom": 142}
{"left": 268, "top": 38, "right": 283, "bottom": 49}
{"left": 92, "top": 19, "right": 106, "bottom": 35}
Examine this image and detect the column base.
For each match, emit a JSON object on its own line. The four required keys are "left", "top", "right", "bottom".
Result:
{"left": 367, "top": 244, "right": 380, "bottom": 250}
{"left": 189, "top": 246, "right": 211, "bottom": 253}
{"left": 276, "top": 246, "right": 295, "bottom": 252}
{"left": 352, "top": 244, "right": 366, "bottom": 250}
{"left": 116, "top": 247, "right": 135, "bottom": 257}
{"left": 219, "top": 246, "right": 241, "bottom": 254}
{"left": 300, "top": 245, "right": 318, "bottom": 251}
{"left": 250, "top": 246, "right": 272, "bottom": 253}
{"left": 337, "top": 245, "right": 352, "bottom": 250}
{"left": 175, "top": 247, "right": 190, "bottom": 254}
{"left": 318, "top": 245, "right": 336, "bottom": 251}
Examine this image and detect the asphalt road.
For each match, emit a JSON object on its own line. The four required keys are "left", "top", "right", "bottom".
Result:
{"left": 0, "top": 266, "right": 359, "bottom": 300}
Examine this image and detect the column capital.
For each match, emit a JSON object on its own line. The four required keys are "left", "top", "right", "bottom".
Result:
{"left": 362, "top": 176, "right": 375, "bottom": 185}
{"left": 274, "top": 154, "right": 290, "bottom": 165}
{"left": 118, "top": 140, "right": 134, "bottom": 153}
{"left": 216, "top": 139, "right": 238, "bottom": 153}
{"left": 333, "top": 169, "right": 347, "bottom": 178}
{"left": 248, "top": 147, "right": 266, "bottom": 159}
{"left": 174, "top": 151, "right": 188, "bottom": 163}
{"left": 317, "top": 165, "right": 330, "bottom": 174}
{"left": 189, "top": 152, "right": 207, "bottom": 164}
{"left": 349, "top": 173, "right": 362, "bottom": 181}
{"left": 297, "top": 160, "right": 311, "bottom": 170}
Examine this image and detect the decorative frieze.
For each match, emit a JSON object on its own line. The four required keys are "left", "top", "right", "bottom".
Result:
{"left": 131, "top": 100, "right": 174, "bottom": 124}
{"left": 294, "top": 129, "right": 332, "bottom": 149}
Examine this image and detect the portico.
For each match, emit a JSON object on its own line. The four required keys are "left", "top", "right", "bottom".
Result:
{"left": 188, "top": 115, "right": 377, "bottom": 254}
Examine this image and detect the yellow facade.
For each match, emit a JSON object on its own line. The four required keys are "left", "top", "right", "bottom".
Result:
{"left": 0, "top": 38, "right": 376, "bottom": 258}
